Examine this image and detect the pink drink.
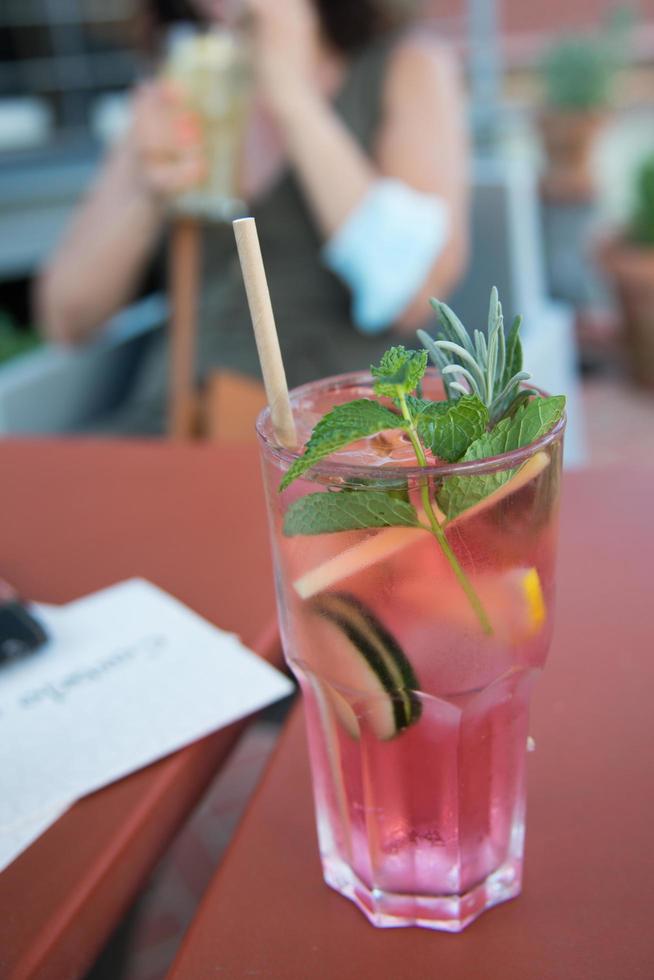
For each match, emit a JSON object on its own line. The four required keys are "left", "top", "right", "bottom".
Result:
{"left": 258, "top": 371, "right": 564, "bottom": 931}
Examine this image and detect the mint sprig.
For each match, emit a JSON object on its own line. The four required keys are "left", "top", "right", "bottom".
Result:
{"left": 282, "top": 344, "right": 493, "bottom": 635}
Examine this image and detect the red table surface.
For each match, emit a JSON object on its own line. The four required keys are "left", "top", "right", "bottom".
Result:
{"left": 0, "top": 440, "right": 281, "bottom": 980}
{"left": 169, "top": 467, "right": 654, "bottom": 980}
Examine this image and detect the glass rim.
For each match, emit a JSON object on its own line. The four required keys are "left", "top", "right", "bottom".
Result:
{"left": 256, "top": 369, "right": 566, "bottom": 482}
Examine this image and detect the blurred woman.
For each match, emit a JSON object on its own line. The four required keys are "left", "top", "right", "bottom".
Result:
{"left": 37, "top": 0, "right": 469, "bottom": 433}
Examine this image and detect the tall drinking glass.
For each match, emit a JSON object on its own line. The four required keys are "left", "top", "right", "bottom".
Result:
{"left": 166, "top": 26, "right": 250, "bottom": 220}
{"left": 257, "top": 369, "right": 565, "bottom": 932}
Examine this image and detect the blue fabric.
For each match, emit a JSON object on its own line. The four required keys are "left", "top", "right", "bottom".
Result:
{"left": 323, "top": 179, "right": 449, "bottom": 334}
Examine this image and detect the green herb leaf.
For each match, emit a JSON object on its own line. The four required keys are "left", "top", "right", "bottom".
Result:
{"left": 371, "top": 347, "right": 428, "bottom": 399}
{"left": 437, "top": 395, "right": 566, "bottom": 520}
{"left": 279, "top": 399, "right": 405, "bottom": 491}
{"left": 416, "top": 395, "right": 489, "bottom": 463}
{"left": 283, "top": 489, "right": 422, "bottom": 536}
{"left": 421, "top": 290, "right": 531, "bottom": 425}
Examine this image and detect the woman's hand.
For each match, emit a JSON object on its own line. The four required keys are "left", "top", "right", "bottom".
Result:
{"left": 36, "top": 78, "right": 208, "bottom": 344}
{"left": 243, "top": 0, "right": 321, "bottom": 120}
{"left": 128, "top": 80, "right": 207, "bottom": 200}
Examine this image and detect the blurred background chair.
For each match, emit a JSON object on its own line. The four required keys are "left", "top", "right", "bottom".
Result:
{"left": 203, "top": 371, "right": 267, "bottom": 442}
{"left": 0, "top": 294, "right": 165, "bottom": 434}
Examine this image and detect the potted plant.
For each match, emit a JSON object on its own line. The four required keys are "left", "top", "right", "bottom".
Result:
{"left": 538, "top": 13, "right": 630, "bottom": 202}
{"left": 0, "top": 312, "right": 40, "bottom": 366}
{"left": 598, "top": 154, "right": 654, "bottom": 387}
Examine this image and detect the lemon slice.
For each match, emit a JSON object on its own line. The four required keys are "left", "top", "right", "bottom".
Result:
{"left": 519, "top": 566, "right": 546, "bottom": 635}
{"left": 474, "top": 566, "right": 546, "bottom": 641}
{"left": 390, "top": 562, "right": 546, "bottom": 642}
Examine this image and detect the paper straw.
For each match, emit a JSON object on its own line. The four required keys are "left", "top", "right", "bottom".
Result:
{"left": 233, "top": 217, "right": 297, "bottom": 448}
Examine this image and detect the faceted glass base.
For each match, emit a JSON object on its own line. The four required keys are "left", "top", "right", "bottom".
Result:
{"left": 304, "top": 666, "right": 534, "bottom": 932}
{"left": 323, "top": 854, "right": 523, "bottom": 932}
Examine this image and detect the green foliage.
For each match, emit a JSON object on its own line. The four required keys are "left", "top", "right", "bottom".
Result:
{"left": 542, "top": 9, "right": 634, "bottom": 111}
{"left": 0, "top": 313, "right": 41, "bottom": 365}
{"left": 629, "top": 154, "right": 654, "bottom": 247}
{"left": 281, "top": 289, "right": 563, "bottom": 520}
{"left": 542, "top": 35, "right": 613, "bottom": 110}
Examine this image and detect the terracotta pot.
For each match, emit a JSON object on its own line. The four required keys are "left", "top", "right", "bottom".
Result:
{"left": 538, "top": 110, "right": 608, "bottom": 204}
{"left": 597, "top": 235, "right": 654, "bottom": 388}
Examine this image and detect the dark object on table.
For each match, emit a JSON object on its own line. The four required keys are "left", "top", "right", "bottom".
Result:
{"left": 0, "top": 580, "right": 48, "bottom": 663}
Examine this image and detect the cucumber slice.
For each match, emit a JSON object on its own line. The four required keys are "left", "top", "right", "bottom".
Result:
{"left": 307, "top": 593, "right": 421, "bottom": 740}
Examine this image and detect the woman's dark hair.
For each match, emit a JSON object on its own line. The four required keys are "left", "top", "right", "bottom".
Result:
{"left": 135, "top": 1, "right": 202, "bottom": 55}
{"left": 146, "top": 0, "right": 202, "bottom": 26}
{"left": 314, "top": 1, "right": 420, "bottom": 54}
{"left": 141, "top": 1, "right": 420, "bottom": 55}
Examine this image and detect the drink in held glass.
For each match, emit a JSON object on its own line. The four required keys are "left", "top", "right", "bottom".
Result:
{"left": 257, "top": 290, "right": 566, "bottom": 931}
{"left": 166, "top": 26, "right": 250, "bottom": 220}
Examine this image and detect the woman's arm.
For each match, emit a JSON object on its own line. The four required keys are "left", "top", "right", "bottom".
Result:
{"left": 36, "top": 83, "right": 206, "bottom": 344}
{"left": 375, "top": 37, "right": 469, "bottom": 328}
{"left": 246, "top": 0, "right": 374, "bottom": 235}
{"left": 37, "top": 136, "right": 166, "bottom": 345}
{"left": 280, "top": 39, "right": 468, "bottom": 331}
{"left": 247, "top": 0, "right": 468, "bottom": 332}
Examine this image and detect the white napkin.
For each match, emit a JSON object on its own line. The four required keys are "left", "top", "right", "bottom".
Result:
{"left": 0, "top": 579, "right": 291, "bottom": 867}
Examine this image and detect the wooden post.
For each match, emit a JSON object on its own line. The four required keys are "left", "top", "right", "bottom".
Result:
{"left": 168, "top": 217, "right": 201, "bottom": 439}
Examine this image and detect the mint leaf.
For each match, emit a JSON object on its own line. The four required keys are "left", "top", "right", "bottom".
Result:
{"left": 371, "top": 347, "right": 428, "bottom": 399}
{"left": 416, "top": 395, "right": 489, "bottom": 463}
{"left": 413, "top": 399, "right": 448, "bottom": 430}
{"left": 437, "top": 395, "right": 565, "bottom": 520}
{"left": 487, "top": 395, "right": 565, "bottom": 452}
{"left": 280, "top": 399, "right": 405, "bottom": 491}
{"left": 283, "top": 489, "right": 422, "bottom": 536}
